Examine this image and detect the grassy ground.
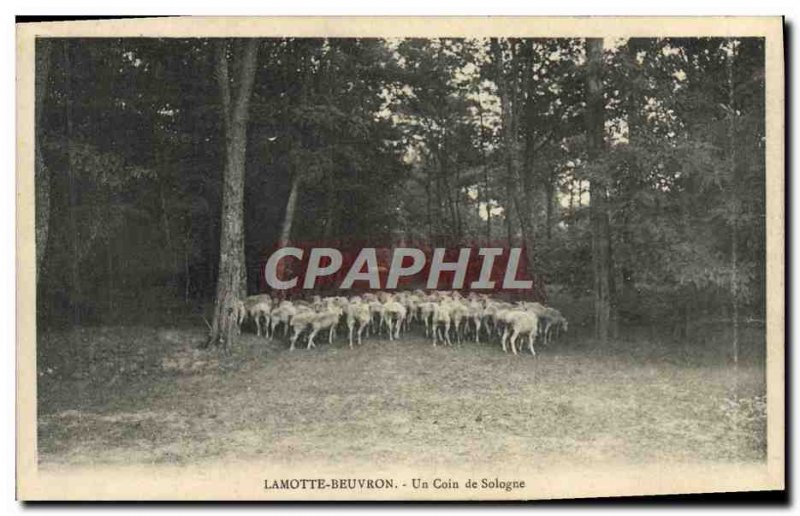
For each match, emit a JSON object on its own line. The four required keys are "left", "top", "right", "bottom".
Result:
{"left": 37, "top": 324, "right": 767, "bottom": 470}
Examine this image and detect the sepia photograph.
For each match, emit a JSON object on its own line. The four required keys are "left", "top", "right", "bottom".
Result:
{"left": 16, "top": 16, "right": 784, "bottom": 501}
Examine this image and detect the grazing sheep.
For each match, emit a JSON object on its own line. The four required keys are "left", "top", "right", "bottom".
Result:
{"left": 243, "top": 294, "right": 273, "bottom": 338}
{"left": 466, "top": 299, "right": 484, "bottom": 343}
{"left": 345, "top": 301, "right": 371, "bottom": 348}
{"left": 258, "top": 291, "right": 562, "bottom": 356}
{"left": 305, "top": 306, "right": 344, "bottom": 349}
{"left": 540, "top": 307, "right": 568, "bottom": 344}
{"left": 368, "top": 300, "right": 387, "bottom": 336}
{"left": 270, "top": 301, "right": 303, "bottom": 339}
{"left": 382, "top": 300, "right": 408, "bottom": 340}
{"left": 287, "top": 305, "right": 343, "bottom": 350}
{"left": 483, "top": 301, "right": 514, "bottom": 337}
{"left": 517, "top": 301, "right": 546, "bottom": 318}
{"left": 400, "top": 293, "right": 421, "bottom": 331}
{"left": 418, "top": 301, "right": 436, "bottom": 337}
{"left": 447, "top": 301, "right": 470, "bottom": 344}
{"left": 288, "top": 310, "right": 317, "bottom": 350}
{"left": 236, "top": 301, "right": 247, "bottom": 321}
{"left": 234, "top": 299, "right": 247, "bottom": 331}
{"left": 500, "top": 310, "right": 540, "bottom": 356}
{"left": 431, "top": 302, "right": 453, "bottom": 347}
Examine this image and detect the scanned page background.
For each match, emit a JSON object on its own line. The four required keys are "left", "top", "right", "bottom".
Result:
{"left": 16, "top": 16, "right": 784, "bottom": 500}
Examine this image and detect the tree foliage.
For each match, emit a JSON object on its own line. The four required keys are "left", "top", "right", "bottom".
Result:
{"left": 36, "top": 37, "right": 766, "bottom": 341}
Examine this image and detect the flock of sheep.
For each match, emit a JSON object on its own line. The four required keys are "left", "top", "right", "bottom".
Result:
{"left": 234, "top": 291, "right": 568, "bottom": 356}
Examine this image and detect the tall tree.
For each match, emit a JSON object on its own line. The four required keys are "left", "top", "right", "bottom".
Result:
{"left": 725, "top": 39, "right": 740, "bottom": 366}
{"left": 206, "top": 39, "right": 260, "bottom": 348}
{"left": 491, "top": 39, "right": 533, "bottom": 255}
{"left": 585, "top": 38, "right": 613, "bottom": 343}
{"left": 279, "top": 174, "right": 300, "bottom": 245}
{"left": 35, "top": 39, "right": 52, "bottom": 278}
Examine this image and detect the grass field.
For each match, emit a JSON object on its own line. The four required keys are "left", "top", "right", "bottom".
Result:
{"left": 36, "top": 323, "right": 767, "bottom": 470}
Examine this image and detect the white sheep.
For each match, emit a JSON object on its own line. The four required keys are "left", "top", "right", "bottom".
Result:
{"left": 368, "top": 300, "right": 387, "bottom": 336}
{"left": 417, "top": 301, "right": 436, "bottom": 337}
{"left": 540, "top": 307, "right": 568, "bottom": 344}
{"left": 500, "top": 310, "right": 540, "bottom": 356}
{"left": 305, "top": 306, "right": 344, "bottom": 349}
{"left": 447, "top": 300, "right": 470, "bottom": 344}
{"left": 382, "top": 300, "right": 407, "bottom": 340}
{"left": 483, "top": 300, "right": 514, "bottom": 338}
{"left": 466, "top": 299, "right": 484, "bottom": 343}
{"left": 270, "top": 301, "right": 307, "bottom": 339}
{"left": 398, "top": 292, "right": 421, "bottom": 331}
{"left": 262, "top": 292, "right": 562, "bottom": 355}
{"left": 288, "top": 310, "right": 316, "bottom": 350}
{"left": 345, "top": 301, "right": 371, "bottom": 348}
{"left": 243, "top": 294, "right": 273, "bottom": 338}
{"left": 233, "top": 299, "right": 247, "bottom": 332}
{"left": 431, "top": 302, "right": 453, "bottom": 347}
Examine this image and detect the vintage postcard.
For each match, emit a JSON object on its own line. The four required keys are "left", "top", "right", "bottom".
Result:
{"left": 16, "top": 16, "right": 784, "bottom": 501}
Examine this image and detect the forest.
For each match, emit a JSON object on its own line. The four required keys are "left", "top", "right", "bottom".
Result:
{"left": 35, "top": 36, "right": 766, "bottom": 351}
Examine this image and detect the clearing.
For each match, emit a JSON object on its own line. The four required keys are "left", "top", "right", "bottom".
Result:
{"left": 37, "top": 325, "right": 766, "bottom": 471}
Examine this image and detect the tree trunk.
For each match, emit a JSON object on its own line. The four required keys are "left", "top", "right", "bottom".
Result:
{"left": 206, "top": 39, "right": 260, "bottom": 349}
{"left": 323, "top": 168, "right": 336, "bottom": 240}
{"left": 273, "top": 171, "right": 301, "bottom": 299}
{"left": 545, "top": 176, "right": 554, "bottom": 241}
{"left": 158, "top": 171, "right": 176, "bottom": 274}
{"left": 63, "top": 41, "right": 81, "bottom": 324}
{"left": 207, "top": 218, "right": 215, "bottom": 297}
{"left": 437, "top": 131, "right": 458, "bottom": 240}
{"left": 493, "top": 38, "right": 537, "bottom": 278}
{"left": 504, "top": 183, "right": 513, "bottom": 242}
{"left": 732, "top": 223, "right": 739, "bottom": 365}
{"left": 425, "top": 167, "right": 432, "bottom": 239}
{"left": 568, "top": 181, "right": 574, "bottom": 218}
{"left": 184, "top": 242, "right": 190, "bottom": 304}
{"left": 280, "top": 173, "right": 300, "bottom": 245}
{"left": 585, "top": 38, "right": 612, "bottom": 343}
{"left": 35, "top": 39, "right": 52, "bottom": 280}
{"left": 521, "top": 40, "right": 542, "bottom": 248}
{"left": 727, "top": 39, "right": 739, "bottom": 368}
{"left": 619, "top": 38, "right": 645, "bottom": 325}
{"left": 432, "top": 141, "right": 443, "bottom": 240}
{"left": 454, "top": 159, "right": 463, "bottom": 239}
{"left": 478, "top": 100, "right": 492, "bottom": 241}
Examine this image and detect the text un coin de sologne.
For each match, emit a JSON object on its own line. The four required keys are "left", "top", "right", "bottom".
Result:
{"left": 264, "top": 477, "right": 526, "bottom": 492}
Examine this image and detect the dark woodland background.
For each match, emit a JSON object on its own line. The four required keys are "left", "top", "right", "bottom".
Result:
{"left": 34, "top": 37, "right": 766, "bottom": 350}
